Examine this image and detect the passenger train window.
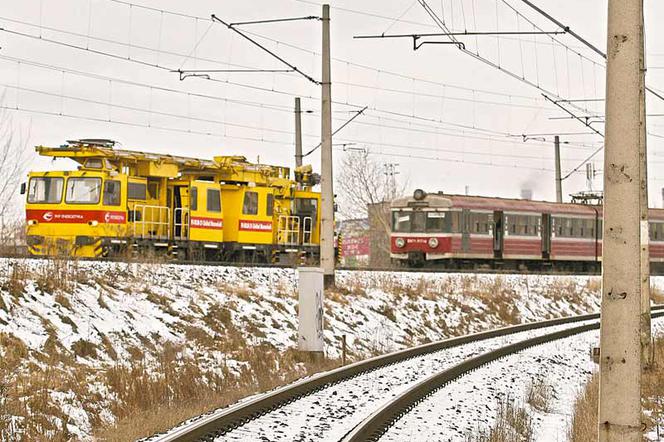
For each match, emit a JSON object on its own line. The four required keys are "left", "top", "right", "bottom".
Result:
{"left": 553, "top": 216, "right": 597, "bottom": 238}
{"left": 506, "top": 214, "right": 539, "bottom": 236}
{"left": 27, "top": 177, "right": 63, "bottom": 204}
{"left": 103, "top": 180, "right": 121, "bottom": 206}
{"left": 650, "top": 222, "right": 664, "bottom": 241}
{"left": 207, "top": 189, "right": 221, "bottom": 212}
{"left": 243, "top": 191, "right": 258, "bottom": 215}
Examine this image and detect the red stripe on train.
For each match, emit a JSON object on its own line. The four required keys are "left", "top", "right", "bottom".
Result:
{"left": 26, "top": 209, "right": 126, "bottom": 224}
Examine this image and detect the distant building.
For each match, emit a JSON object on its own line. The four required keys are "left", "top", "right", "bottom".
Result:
{"left": 338, "top": 218, "right": 370, "bottom": 267}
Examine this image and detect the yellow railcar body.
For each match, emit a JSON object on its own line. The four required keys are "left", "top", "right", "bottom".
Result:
{"left": 25, "top": 139, "right": 321, "bottom": 262}
{"left": 26, "top": 170, "right": 129, "bottom": 257}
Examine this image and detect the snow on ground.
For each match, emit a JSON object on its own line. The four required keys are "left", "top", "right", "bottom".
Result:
{"left": 382, "top": 318, "right": 664, "bottom": 442}
{"left": 215, "top": 319, "right": 599, "bottom": 442}
{"left": 0, "top": 257, "right": 638, "bottom": 439}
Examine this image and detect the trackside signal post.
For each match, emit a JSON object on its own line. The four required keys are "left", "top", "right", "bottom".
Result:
{"left": 598, "top": 0, "right": 645, "bottom": 439}
{"left": 320, "top": 4, "right": 335, "bottom": 288}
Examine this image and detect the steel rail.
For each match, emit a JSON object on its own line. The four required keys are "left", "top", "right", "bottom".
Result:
{"left": 342, "top": 310, "right": 664, "bottom": 441}
{"left": 147, "top": 308, "right": 664, "bottom": 442}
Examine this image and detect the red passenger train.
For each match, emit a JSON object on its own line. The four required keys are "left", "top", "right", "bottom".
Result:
{"left": 390, "top": 189, "right": 664, "bottom": 273}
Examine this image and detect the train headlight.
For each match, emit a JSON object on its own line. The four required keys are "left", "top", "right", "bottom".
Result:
{"left": 413, "top": 189, "right": 427, "bottom": 201}
{"left": 88, "top": 220, "right": 99, "bottom": 227}
{"left": 428, "top": 237, "right": 439, "bottom": 248}
{"left": 395, "top": 237, "right": 406, "bottom": 248}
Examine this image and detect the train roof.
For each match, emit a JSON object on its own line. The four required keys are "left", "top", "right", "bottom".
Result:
{"left": 391, "top": 191, "right": 664, "bottom": 220}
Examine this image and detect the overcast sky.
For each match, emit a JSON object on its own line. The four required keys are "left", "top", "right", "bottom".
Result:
{"left": 2, "top": 0, "right": 664, "bottom": 208}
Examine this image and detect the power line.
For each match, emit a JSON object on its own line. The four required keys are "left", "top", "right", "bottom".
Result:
{"left": 7, "top": 82, "right": 594, "bottom": 164}
{"left": 97, "top": 0, "right": 542, "bottom": 102}
{"left": 3, "top": 104, "right": 588, "bottom": 172}
{"left": 2, "top": 27, "right": 548, "bottom": 145}
{"left": 0, "top": 54, "right": 296, "bottom": 114}
{"left": 0, "top": 13, "right": 545, "bottom": 111}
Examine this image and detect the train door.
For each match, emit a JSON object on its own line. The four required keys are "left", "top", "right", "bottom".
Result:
{"left": 172, "top": 185, "right": 189, "bottom": 240}
{"left": 493, "top": 210, "right": 504, "bottom": 259}
{"left": 461, "top": 209, "right": 471, "bottom": 252}
{"left": 541, "top": 213, "right": 552, "bottom": 259}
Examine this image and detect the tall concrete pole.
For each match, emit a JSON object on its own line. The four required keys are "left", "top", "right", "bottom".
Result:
{"left": 598, "top": 0, "right": 644, "bottom": 440}
{"left": 295, "top": 97, "right": 303, "bottom": 168}
{"left": 320, "top": 4, "right": 335, "bottom": 287}
{"left": 638, "top": 3, "right": 652, "bottom": 369}
{"left": 554, "top": 135, "right": 562, "bottom": 203}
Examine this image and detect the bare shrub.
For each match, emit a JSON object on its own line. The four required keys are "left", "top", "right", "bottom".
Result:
{"left": 470, "top": 396, "right": 533, "bottom": 442}
{"left": 5, "top": 260, "right": 28, "bottom": 299}
{"left": 526, "top": 377, "right": 553, "bottom": 413}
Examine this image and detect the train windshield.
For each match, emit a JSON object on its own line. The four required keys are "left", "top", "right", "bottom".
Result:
{"left": 393, "top": 210, "right": 452, "bottom": 233}
{"left": 65, "top": 177, "right": 102, "bottom": 204}
{"left": 27, "top": 177, "right": 64, "bottom": 204}
{"left": 392, "top": 211, "right": 411, "bottom": 232}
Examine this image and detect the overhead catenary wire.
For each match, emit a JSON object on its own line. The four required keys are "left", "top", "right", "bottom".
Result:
{"left": 0, "top": 27, "right": 552, "bottom": 145}
{"left": 92, "top": 0, "right": 544, "bottom": 102}
{"left": 3, "top": 104, "right": 588, "bottom": 173}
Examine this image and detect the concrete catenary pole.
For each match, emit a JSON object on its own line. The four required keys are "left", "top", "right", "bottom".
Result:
{"left": 638, "top": 2, "right": 652, "bottom": 369}
{"left": 598, "top": 0, "right": 644, "bottom": 439}
{"left": 320, "top": 4, "right": 335, "bottom": 288}
{"left": 554, "top": 135, "right": 563, "bottom": 203}
{"left": 295, "top": 97, "right": 303, "bottom": 168}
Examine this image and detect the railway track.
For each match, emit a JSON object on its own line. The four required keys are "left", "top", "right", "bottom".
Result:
{"left": 0, "top": 253, "right": 605, "bottom": 275}
{"left": 147, "top": 307, "right": 664, "bottom": 442}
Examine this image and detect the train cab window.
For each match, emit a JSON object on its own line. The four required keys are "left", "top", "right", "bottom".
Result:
{"left": 27, "top": 177, "right": 63, "bottom": 204}
{"left": 128, "top": 182, "right": 147, "bottom": 200}
{"left": 190, "top": 187, "right": 198, "bottom": 211}
{"left": 243, "top": 191, "right": 258, "bottom": 215}
{"left": 85, "top": 159, "right": 103, "bottom": 169}
{"left": 65, "top": 177, "right": 102, "bottom": 204}
{"left": 266, "top": 194, "right": 274, "bottom": 216}
{"left": 411, "top": 211, "right": 426, "bottom": 232}
{"left": 207, "top": 189, "right": 221, "bottom": 212}
{"left": 392, "top": 211, "right": 411, "bottom": 232}
{"left": 425, "top": 211, "right": 447, "bottom": 232}
{"left": 103, "top": 180, "right": 121, "bottom": 206}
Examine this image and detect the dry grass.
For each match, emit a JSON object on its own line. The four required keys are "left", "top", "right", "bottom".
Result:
{"left": 568, "top": 373, "right": 599, "bottom": 441}
{"left": 469, "top": 396, "right": 534, "bottom": 442}
{"left": 525, "top": 378, "right": 553, "bottom": 413}
{"left": 570, "top": 338, "right": 664, "bottom": 441}
{"left": 95, "top": 344, "right": 341, "bottom": 441}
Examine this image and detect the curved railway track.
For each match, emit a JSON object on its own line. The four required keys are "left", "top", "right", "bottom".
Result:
{"left": 148, "top": 307, "right": 664, "bottom": 442}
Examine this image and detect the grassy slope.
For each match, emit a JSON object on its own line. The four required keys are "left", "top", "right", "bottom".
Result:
{"left": 0, "top": 259, "right": 606, "bottom": 441}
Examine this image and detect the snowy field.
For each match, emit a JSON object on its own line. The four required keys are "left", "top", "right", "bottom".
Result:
{"left": 0, "top": 258, "right": 648, "bottom": 439}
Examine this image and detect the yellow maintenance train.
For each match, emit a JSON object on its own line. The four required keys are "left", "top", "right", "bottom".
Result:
{"left": 23, "top": 139, "right": 321, "bottom": 263}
